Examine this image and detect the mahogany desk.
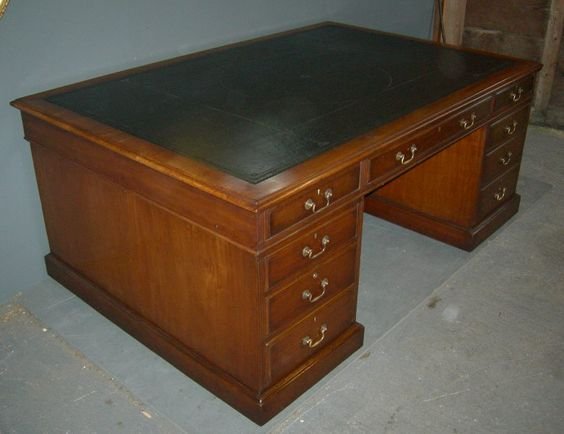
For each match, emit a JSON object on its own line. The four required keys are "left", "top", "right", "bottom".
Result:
{"left": 12, "top": 23, "right": 540, "bottom": 424}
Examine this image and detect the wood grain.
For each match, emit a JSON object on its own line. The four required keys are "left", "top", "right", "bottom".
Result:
{"left": 370, "top": 128, "right": 486, "bottom": 228}
{"left": 32, "top": 142, "right": 264, "bottom": 389}
{"left": 534, "top": 0, "right": 564, "bottom": 111}
{"left": 465, "top": 0, "right": 550, "bottom": 38}
{"left": 442, "top": 0, "right": 468, "bottom": 45}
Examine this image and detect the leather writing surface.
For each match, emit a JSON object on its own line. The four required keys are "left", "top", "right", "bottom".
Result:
{"left": 47, "top": 25, "right": 513, "bottom": 184}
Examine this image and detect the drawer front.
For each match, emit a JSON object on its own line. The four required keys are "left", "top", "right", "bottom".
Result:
{"left": 487, "top": 105, "right": 530, "bottom": 151}
{"left": 267, "top": 204, "right": 359, "bottom": 287}
{"left": 268, "top": 244, "right": 357, "bottom": 334}
{"left": 269, "top": 166, "right": 360, "bottom": 237}
{"left": 494, "top": 76, "right": 534, "bottom": 113}
{"left": 267, "top": 289, "right": 356, "bottom": 383}
{"left": 369, "top": 96, "right": 492, "bottom": 184}
{"left": 482, "top": 136, "right": 525, "bottom": 186}
{"left": 479, "top": 166, "right": 520, "bottom": 219}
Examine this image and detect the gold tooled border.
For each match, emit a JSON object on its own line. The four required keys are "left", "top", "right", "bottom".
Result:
{"left": 0, "top": 0, "right": 10, "bottom": 18}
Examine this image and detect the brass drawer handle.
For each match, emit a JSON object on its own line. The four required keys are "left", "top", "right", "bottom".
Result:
{"left": 494, "top": 187, "right": 507, "bottom": 201}
{"left": 304, "top": 188, "right": 333, "bottom": 213}
{"left": 302, "top": 277, "right": 329, "bottom": 303}
{"left": 504, "top": 120, "right": 518, "bottom": 136}
{"left": 302, "top": 235, "right": 330, "bottom": 259}
{"left": 395, "top": 144, "right": 417, "bottom": 165}
{"left": 302, "top": 324, "right": 328, "bottom": 348}
{"left": 459, "top": 113, "right": 477, "bottom": 130}
{"left": 499, "top": 151, "right": 513, "bottom": 166}
{"left": 510, "top": 87, "right": 524, "bottom": 102}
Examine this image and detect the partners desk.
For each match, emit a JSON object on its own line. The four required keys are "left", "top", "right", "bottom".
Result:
{"left": 12, "top": 23, "right": 540, "bottom": 424}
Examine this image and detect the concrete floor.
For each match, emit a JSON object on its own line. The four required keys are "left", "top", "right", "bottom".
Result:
{"left": 1, "top": 127, "right": 563, "bottom": 433}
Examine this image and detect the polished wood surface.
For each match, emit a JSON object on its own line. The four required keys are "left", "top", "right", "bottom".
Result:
{"left": 369, "top": 128, "right": 486, "bottom": 228}
{"left": 268, "top": 166, "right": 361, "bottom": 237}
{"left": 482, "top": 135, "right": 525, "bottom": 186}
{"left": 11, "top": 22, "right": 541, "bottom": 424}
{"left": 267, "top": 243, "right": 358, "bottom": 334}
{"left": 266, "top": 204, "right": 360, "bottom": 287}
{"left": 32, "top": 142, "right": 264, "bottom": 389}
{"left": 487, "top": 105, "right": 531, "bottom": 150}
{"left": 365, "top": 75, "right": 535, "bottom": 250}
{"left": 267, "top": 289, "right": 357, "bottom": 383}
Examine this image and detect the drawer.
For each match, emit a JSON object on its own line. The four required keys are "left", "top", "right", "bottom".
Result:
{"left": 369, "top": 96, "right": 492, "bottom": 184}
{"left": 482, "top": 136, "right": 525, "bottom": 186}
{"left": 266, "top": 203, "right": 359, "bottom": 287}
{"left": 494, "top": 76, "right": 535, "bottom": 113}
{"left": 267, "top": 243, "right": 357, "bottom": 334}
{"left": 478, "top": 166, "right": 520, "bottom": 219}
{"left": 487, "top": 105, "right": 530, "bottom": 151}
{"left": 268, "top": 166, "right": 360, "bottom": 237}
{"left": 267, "top": 289, "right": 356, "bottom": 383}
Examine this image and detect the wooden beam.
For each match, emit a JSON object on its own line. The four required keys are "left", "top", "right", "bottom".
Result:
{"left": 534, "top": 0, "right": 564, "bottom": 112}
{"left": 432, "top": 0, "right": 443, "bottom": 42}
{"left": 443, "top": 0, "right": 468, "bottom": 45}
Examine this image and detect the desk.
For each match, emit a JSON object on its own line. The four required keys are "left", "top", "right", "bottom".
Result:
{"left": 11, "top": 23, "right": 540, "bottom": 424}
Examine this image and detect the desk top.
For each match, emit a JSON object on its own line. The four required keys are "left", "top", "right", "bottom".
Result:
{"left": 13, "top": 23, "right": 539, "bottom": 210}
{"left": 45, "top": 24, "right": 513, "bottom": 184}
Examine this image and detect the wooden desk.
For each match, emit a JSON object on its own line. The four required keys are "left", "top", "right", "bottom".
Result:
{"left": 11, "top": 23, "right": 540, "bottom": 424}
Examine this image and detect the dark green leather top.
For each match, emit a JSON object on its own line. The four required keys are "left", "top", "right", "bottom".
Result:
{"left": 47, "top": 24, "right": 513, "bottom": 184}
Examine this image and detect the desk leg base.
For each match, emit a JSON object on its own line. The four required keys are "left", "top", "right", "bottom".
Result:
{"left": 364, "top": 194, "right": 521, "bottom": 251}
{"left": 44, "top": 253, "right": 364, "bottom": 426}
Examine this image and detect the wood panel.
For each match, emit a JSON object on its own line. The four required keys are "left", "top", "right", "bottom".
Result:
{"left": 266, "top": 205, "right": 359, "bottom": 288}
{"left": 31, "top": 142, "right": 264, "bottom": 390}
{"left": 267, "top": 289, "right": 356, "bottom": 384}
{"left": 442, "top": 0, "right": 468, "bottom": 45}
{"left": 462, "top": 0, "right": 564, "bottom": 120}
{"left": 23, "top": 115, "right": 260, "bottom": 250}
{"left": 463, "top": 0, "right": 550, "bottom": 62}
{"left": 544, "top": 25, "right": 564, "bottom": 126}
{"left": 267, "top": 243, "right": 357, "bottom": 334}
{"left": 465, "top": 0, "right": 550, "bottom": 37}
{"left": 482, "top": 135, "right": 525, "bottom": 186}
{"left": 534, "top": 0, "right": 564, "bottom": 111}
{"left": 370, "top": 128, "right": 486, "bottom": 228}
{"left": 463, "top": 29, "right": 545, "bottom": 62}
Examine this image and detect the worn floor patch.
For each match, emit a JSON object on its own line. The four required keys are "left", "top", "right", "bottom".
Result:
{"left": 0, "top": 303, "right": 184, "bottom": 434}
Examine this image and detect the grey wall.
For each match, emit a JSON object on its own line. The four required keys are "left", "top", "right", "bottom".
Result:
{"left": 0, "top": 0, "right": 434, "bottom": 301}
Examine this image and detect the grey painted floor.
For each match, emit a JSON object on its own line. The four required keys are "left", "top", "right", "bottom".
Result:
{"left": 1, "top": 127, "right": 563, "bottom": 433}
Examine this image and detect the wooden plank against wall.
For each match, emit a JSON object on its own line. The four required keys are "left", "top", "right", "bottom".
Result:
{"left": 463, "top": 0, "right": 549, "bottom": 62}
{"left": 449, "top": 0, "right": 564, "bottom": 117}
{"left": 442, "top": 0, "right": 468, "bottom": 45}
{"left": 432, "top": 0, "right": 442, "bottom": 42}
{"left": 535, "top": 0, "right": 564, "bottom": 112}
{"left": 433, "top": 0, "right": 466, "bottom": 45}
{"left": 465, "top": 0, "right": 548, "bottom": 37}
{"left": 463, "top": 29, "right": 545, "bottom": 61}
